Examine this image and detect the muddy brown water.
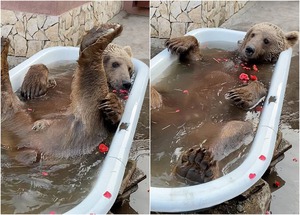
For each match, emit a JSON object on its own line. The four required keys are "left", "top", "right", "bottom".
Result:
{"left": 151, "top": 42, "right": 275, "bottom": 187}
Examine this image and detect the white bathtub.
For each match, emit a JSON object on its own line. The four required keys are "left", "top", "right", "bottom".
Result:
{"left": 8, "top": 46, "right": 149, "bottom": 214}
{"left": 150, "top": 28, "right": 293, "bottom": 212}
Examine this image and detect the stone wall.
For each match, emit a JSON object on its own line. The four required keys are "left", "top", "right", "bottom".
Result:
{"left": 151, "top": 1, "right": 248, "bottom": 48}
{"left": 1, "top": 1, "right": 123, "bottom": 60}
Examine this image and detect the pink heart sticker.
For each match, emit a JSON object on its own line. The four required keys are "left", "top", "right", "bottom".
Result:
{"left": 249, "top": 173, "right": 256, "bottom": 179}
{"left": 259, "top": 155, "right": 266, "bottom": 161}
{"left": 103, "top": 191, "right": 112, "bottom": 199}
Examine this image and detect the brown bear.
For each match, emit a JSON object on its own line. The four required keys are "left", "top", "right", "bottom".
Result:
{"left": 1, "top": 23, "right": 126, "bottom": 165}
{"left": 154, "top": 22, "right": 299, "bottom": 184}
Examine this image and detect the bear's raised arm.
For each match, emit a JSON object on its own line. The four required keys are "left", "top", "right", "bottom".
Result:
{"left": 1, "top": 37, "right": 23, "bottom": 121}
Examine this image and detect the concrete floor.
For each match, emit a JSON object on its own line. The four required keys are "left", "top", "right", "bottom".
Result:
{"left": 109, "top": 10, "right": 149, "bottom": 63}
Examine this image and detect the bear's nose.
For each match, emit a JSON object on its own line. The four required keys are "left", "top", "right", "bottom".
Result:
{"left": 245, "top": 46, "right": 255, "bottom": 56}
{"left": 122, "top": 80, "right": 132, "bottom": 90}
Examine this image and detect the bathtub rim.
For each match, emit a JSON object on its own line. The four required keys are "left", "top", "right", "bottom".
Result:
{"left": 150, "top": 28, "right": 292, "bottom": 212}
{"left": 8, "top": 46, "right": 149, "bottom": 214}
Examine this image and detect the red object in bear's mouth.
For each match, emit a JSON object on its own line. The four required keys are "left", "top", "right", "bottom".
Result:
{"left": 119, "top": 89, "right": 128, "bottom": 95}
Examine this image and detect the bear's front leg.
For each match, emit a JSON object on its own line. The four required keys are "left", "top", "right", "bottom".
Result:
{"left": 225, "top": 81, "right": 267, "bottom": 110}
{"left": 15, "top": 149, "right": 40, "bottom": 165}
{"left": 98, "top": 92, "right": 124, "bottom": 126}
{"left": 21, "top": 64, "right": 56, "bottom": 100}
{"left": 165, "top": 35, "right": 202, "bottom": 61}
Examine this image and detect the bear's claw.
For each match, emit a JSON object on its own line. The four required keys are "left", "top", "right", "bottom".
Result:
{"left": 174, "top": 146, "right": 218, "bottom": 184}
{"left": 32, "top": 119, "right": 52, "bottom": 131}
{"left": 20, "top": 64, "right": 51, "bottom": 100}
{"left": 165, "top": 36, "right": 198, "bottom": 55}
{"left": 99, "top": 92, "right": 124, "bottom": 125}
{"left": 80, "top": 23, "right": 123, "bottom": 53}
{"left": 225, "top": 81, "right": 267, "bottom": 110}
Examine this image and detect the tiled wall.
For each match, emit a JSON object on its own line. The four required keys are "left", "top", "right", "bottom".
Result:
{"left": 1, "top": 1, "right": 123, "bottom": 58}
{"left": 151, "top": 1, "right": 248, "bottom": 47}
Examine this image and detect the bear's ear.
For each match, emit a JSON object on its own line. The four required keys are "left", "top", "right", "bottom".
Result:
{"left": 285, "top": 31, "right": 299, "bottom": 47}
{"left": 123, "top": 46, "right": 133, "bottom": 57}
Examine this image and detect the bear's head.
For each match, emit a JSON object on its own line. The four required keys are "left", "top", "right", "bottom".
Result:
{"left": 238, "top": 22, "right": 299, "bottom": 63}
{"left": 103, "top": 43, "right": 134, "bottom": 91}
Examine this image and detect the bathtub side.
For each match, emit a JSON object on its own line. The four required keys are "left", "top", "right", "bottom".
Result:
{"left": 66, "top": 59, "right": 149, "bottom": 214}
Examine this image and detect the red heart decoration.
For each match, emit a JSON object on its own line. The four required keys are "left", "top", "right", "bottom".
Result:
{"left": 183, "top": 90, "right": 189, "bottom": 95}
{"left": 250, "top": 75, "right": 258, "bottom": 81}
{"left": 259, "top": 155, "right": 266, "bottom": 161}
{"left": 49, "top": 211, "right": 56, "bottom": 215}
{"left": 103, "top": 191, "right": 112, "bottom": 199}
{"left": 42, "top": 171, "right": 49, "bottom": 176}
{"left": 249, "top": 173, "right": 256, "bottom": 179}
{"left": 98, "top": 143, "right": 109, "bottom": 153}
{"left": 273, "top": 180, "right": 280, "bottom": 187}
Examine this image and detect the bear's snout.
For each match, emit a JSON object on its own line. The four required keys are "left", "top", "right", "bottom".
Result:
{"left": 245, "top": 45, "right": 255, "bottom": 56}
{"left": 122, "top": 80, "right": 132, "bottom": 90}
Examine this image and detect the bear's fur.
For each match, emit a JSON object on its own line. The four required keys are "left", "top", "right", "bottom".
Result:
{"left": 1, "top": 37, "right": 23, "bottom": 122}
{"left": 151, "top": 86, "right": 163, "bottom": 109}
{"left": 238, "top": 22, "right": 299, "bottom": 62}
{"left": 1, "top": 24, "right": 125, "bottom": 165}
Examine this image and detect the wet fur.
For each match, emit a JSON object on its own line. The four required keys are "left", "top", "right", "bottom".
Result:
{"left": 103, "top": 43, "right": 134, "bottom": 91}
{"left": 1, "top": 24, "right": 124, "bottom": 164}
{"left": 174, "top": 120, "right": 254, "bottom": 184}
{"left": 238, "top": 22, "right": 299, "bottom": 62}
{"left": 150, "top": 86, "right": 163, "bottom": 109}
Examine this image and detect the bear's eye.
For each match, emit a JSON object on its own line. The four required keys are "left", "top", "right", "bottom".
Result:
{"left": 128, "top": 66, "right": 132, "bottom": 73}
{"left": 251, "top": 33, "right": 255, "bottom": 38}
{"left": 112, "top": 62, "right": 120, "bottom": 68}
{"left": 264, "top": 38, "right": 270, "bottom": 45}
